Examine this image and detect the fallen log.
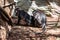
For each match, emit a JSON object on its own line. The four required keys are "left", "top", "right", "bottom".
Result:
{"left": 46, "top": 28, "right": 60, "bottom": 37}
{"left": 12, "top": 26, "right": 60, "bottom": 37}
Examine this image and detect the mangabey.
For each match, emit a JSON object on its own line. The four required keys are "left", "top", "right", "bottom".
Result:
{"left": 15, "top": 8, "right": 46, "bottom": 33}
